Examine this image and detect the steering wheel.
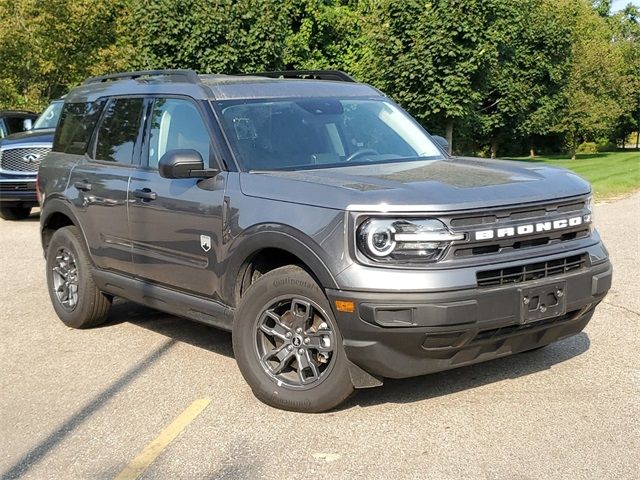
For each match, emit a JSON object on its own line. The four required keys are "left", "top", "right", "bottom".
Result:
{"left": 345, "top": 148, "right": 379, "bottom": 162}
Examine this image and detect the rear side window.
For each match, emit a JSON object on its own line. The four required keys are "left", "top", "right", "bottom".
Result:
{"left": 94, "top": 98, "right": 145, "bottom": 164}
{"left": 53, "top": 101, "right": 106, "bottom": 155}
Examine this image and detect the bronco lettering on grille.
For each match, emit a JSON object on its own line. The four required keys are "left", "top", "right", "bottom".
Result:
{"left": 474, "top": 215, "right": 587, "bottom": 241}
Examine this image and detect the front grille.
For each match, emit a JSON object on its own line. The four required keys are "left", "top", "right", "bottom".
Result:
{"left": 0, "top": 147, "right": 50, "bottom": 172}
{"left": 476, "top": 254, "right": 587, "bottom": 287}
{"left": 0, "top": 182, "right": 34, "bottom": 191}
{"left": 449, "top": 198, "right": 591, "bottom": 259}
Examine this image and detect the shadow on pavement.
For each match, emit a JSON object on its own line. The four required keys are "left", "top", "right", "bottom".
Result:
{"left": 344, "top": 332, "right": 590, "bottom": 410}
{"left": 0, "top": 339, "right": 176, "bottom": 479}
{"left": 99, "top": 299, "right": 590, "bottom": 411}
{"left": 104, "top": 298, "right": 234, "bottom": 358}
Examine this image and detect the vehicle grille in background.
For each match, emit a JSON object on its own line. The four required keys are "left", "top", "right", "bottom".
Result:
{"left": 0, "top": 147, "right": 51, "bottom": 172}
{"left": 476, "top": 254, "right": 587, "bottom": 287}
{"left": 0, "top": 182, "right": 35, "bottom": 191}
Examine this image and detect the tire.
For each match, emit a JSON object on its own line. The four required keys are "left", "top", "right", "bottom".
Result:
{"left": 0, "top": 205, "right": 31, "bottom": 220}
{"left": 45, "top": 226, "right": 111, "bottom": 328}
{"left": 233, "top": 265, "right": 354, "bottom": 412}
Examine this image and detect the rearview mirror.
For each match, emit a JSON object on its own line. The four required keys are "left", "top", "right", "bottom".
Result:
{"left": 432, "top": 135, "right": 449, "bottom": 152}
{"left": 23, "top": 118, "right": 33, "bottom": 131}
{"left": 158, "top": 149, "right": 218, "bottom": 179}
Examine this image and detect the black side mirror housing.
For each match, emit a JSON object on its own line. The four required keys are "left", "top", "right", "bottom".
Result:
{"left": 432, "top": 135, "right": 449, "bottom": 152}
{"left": 158, "top": 149, "right": 218, "bottom": 179}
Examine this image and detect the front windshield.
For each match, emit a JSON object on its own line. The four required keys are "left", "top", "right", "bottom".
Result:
{"left": 217, "top": 98, "right": 443, "bottom": 171}
{"left": 33, "top": 101, "right": 63, "bottom": 130}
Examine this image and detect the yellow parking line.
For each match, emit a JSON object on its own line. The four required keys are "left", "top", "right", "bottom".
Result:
{"left": 114, "top": 398, "right": 212, "bottom": 480}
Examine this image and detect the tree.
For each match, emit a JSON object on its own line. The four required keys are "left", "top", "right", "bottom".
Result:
{"left": 351, "top": 0, "right": 501, "bottom": 154}
{"left": 0, "top": 0, "right": 132, "bottom": 110}
{"left": 478, "top": 0, "right": 574, "bottom": 158}
{"left": 551, "top": 0, "right": 630, "bottom": 159}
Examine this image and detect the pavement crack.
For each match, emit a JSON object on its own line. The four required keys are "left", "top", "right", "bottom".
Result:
{"left": 602, "top": 300, "right": 640, "bottom": 317}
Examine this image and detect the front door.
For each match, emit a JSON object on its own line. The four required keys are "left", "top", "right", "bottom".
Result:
{"left": 128, "top": 97, "right": 226, "bottom": 298}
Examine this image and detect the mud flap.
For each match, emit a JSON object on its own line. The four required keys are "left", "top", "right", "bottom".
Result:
{"left": 347, "top": 360, "right": 383, "bottom": 389}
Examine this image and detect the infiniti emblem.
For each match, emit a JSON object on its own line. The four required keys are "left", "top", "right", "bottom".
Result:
{"left": 23, "top": 153, "right": 41, "bottom": 164}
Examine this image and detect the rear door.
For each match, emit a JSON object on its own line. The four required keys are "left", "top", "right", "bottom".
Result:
{"left": 69, "top": 96, "right": 147, "bottom": 275}
{"left": 128, "top": 97, "right": 227, "bottom": 297}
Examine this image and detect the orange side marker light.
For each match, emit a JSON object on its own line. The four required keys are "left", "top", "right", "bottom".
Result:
{"left": 335, "top": 300, "right": 355, "bottom": 313}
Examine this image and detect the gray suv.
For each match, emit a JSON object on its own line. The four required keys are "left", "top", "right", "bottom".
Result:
{"left": 39, "top": 70, "right": 612, "bottom": 412}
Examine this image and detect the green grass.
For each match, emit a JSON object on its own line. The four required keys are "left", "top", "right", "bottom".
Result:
{"left": 506, "top": 151, "right": 640, "bottom": 200}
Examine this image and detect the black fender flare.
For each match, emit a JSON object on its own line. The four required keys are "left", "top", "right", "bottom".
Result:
{"left": 39, "top": 196, "right": 84, "bottom": 254}
{"left": 221, "top": 226, "right": 339, "bottom": 304}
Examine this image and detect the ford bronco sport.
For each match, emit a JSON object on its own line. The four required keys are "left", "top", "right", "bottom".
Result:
{"left": 38, "top": 70, "right": 612, "bottom": 412}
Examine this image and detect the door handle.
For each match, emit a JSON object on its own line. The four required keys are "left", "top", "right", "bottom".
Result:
{"left": 133, "top": 188, "right": 157, "bottom": 201}
{"left": 73, "top": 180, "right": 92, "bottom": 192}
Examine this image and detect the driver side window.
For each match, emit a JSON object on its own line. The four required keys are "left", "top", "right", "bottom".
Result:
{"left": 147, "top": 98, "right": 211, "bottom": 169}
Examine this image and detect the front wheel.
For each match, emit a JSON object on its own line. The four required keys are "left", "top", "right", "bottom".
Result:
{"left": 233, "top": 266, "right": 354, "bottom": 412}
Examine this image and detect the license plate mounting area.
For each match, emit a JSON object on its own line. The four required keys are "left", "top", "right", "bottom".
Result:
{"left": 519, "top": 281, "right": 567, "bottom": 324}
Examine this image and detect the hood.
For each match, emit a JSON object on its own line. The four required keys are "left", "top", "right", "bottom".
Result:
{"left": 239, "top": 157, "right": 591, "bottom": 212}
{"left": 0, "top": 128, "right": 55, "bottom": 147}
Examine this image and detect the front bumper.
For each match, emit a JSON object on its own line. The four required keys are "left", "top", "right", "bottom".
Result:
{"left": 0, "top": 175, "right": 37, "bottom": 205}
{"left": 327, "top": 259, "right": 612, "bottom": 379}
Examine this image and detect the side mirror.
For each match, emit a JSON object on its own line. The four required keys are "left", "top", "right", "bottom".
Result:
{"left": 158, "top": 149, "right": 218, "bottom": 179}
{"left": 432, "top": 135, "right": 449, "bottom": 152}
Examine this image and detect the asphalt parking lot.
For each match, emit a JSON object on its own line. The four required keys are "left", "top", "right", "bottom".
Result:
{"left": 1, "top": 194, "right": 638, "bottom": 480}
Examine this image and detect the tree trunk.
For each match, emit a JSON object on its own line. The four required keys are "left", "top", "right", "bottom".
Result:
{"left": 445, "top": 118, "right": 453, "bottom": 155}
{"left": 636, "top": 102, "right": 640, "bottom": 149}
{"left": 490, "top": 138, "right": 498, "bottom": 159}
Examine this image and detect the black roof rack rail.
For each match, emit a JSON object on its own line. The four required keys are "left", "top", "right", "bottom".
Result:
{"left": 244, "top": 70, "right": 356, "bottom": 82}
{"left": 83, "top": 69, "right": 201, "bottom": 85}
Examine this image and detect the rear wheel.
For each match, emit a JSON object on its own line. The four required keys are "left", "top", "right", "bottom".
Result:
{"left": 233, "top": 266, "right": 354, "bottom": 412}
{"left": 45, "top": 226, "right": 111, "bottom": 328}
{"left": 0, "top": 205, "right": 31, "bottom": 220}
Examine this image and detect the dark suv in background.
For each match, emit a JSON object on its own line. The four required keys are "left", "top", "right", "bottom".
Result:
{"left": 38, "top": 70, "right": 611, "bottom": 412}
{"left": 0, "top": 110, "right": 38, "bottom": 139}
{"left": 0, "top": 100, "right": 63, "bottom": 220}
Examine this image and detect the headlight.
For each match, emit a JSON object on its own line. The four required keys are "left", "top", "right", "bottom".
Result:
{"left": 357, "top": 218, "right": 464, "bottom": 263}
{"left": 585, "top": 195, "right": 594, "bottom": 225}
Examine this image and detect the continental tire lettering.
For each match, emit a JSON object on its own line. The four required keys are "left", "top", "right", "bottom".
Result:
{"left": 269, "top": 392, "right": 313, "bottom": 409}
{"left": 273, "top": 278, "right": 319, "bottom": 291}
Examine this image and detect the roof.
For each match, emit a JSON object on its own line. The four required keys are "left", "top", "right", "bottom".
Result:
{"left": 0, "top": 110, "right": 38, "bottom": 117}
{"left": 65, "top": 70, "right": 382, "bottom": 103}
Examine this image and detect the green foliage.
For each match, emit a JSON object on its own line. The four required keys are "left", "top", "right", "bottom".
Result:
{"left": 576, "top": 141, "right": 598, "bottom": 153}
{"left": 551, "top": 0, "right": 633, "bottom": 158}
{"left": 0, "top": 0, "right": 638, "bottom": 158}
{"left": 0, "top": 0, "right": 132, "bottom": 110}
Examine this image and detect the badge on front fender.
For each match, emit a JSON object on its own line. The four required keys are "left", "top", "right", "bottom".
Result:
{"left": 200, "top": 235, "right": 211, "bottom": 252}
